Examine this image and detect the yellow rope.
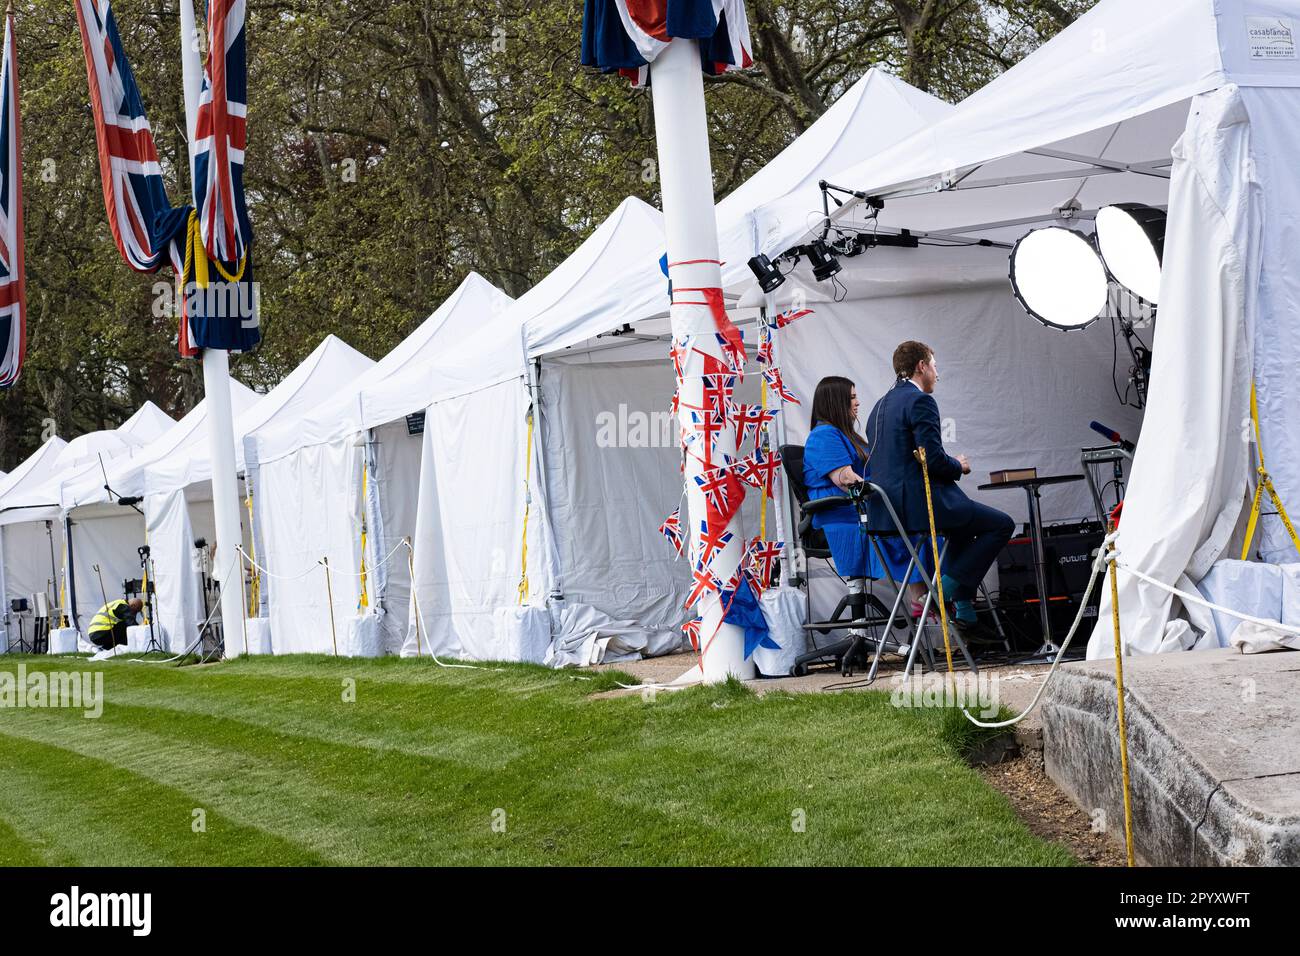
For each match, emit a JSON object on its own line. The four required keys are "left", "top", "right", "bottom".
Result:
{"left": 357, "top": 463, "right": 369, "bottom": 610}
{"left": 1108, "top": 523, "right": 1136, "bottom": 867}
{"left": 184, "top": 208, "right": 246, "bottom": 284}
{"left": 58, "top": 567, "right": 68, "bottom": 628}
{"left": 917, "top": 447, "right": 956, "bottom": 679}
{"left": 517, "top": 409, "right": 534, "bottom": 604}
{"left": 244, "top": 489, "right": 260, "bottom": 617}
{"left": 1241, "top": 380, "right": 1300, "bottom": 560}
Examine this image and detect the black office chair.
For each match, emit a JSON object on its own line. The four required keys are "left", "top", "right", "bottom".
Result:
{"left": 781, "top": 444, "right": 913, "bottom": 677}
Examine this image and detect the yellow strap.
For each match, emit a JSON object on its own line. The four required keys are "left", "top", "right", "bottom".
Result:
{"left": 1107, "top": 523, "right": 1137, "bottom": 867}
{"left": 518, "top": 409, "right": 534, "bottom": 604}
{"left": 58, "top": 567, "right": 68, "bottom": 628}
{"left": 917, "top": 447, "right": 956, "bottom": 680}
{"left": 1240, "top": 380, "right": 1300, "bottom": 560}
{"left": 245, "top": 489, "right": 260, "bottom": 617}
{"left": 357, "top": 463, "right": 369, "bottom": 610}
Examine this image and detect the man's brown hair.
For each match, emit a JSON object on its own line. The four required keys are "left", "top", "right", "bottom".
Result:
{"left": 892, "top": 340, "right": 933, "bottom": 380}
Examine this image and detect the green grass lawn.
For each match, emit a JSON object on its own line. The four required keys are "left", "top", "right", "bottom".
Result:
{"left": 0, "top": 654, "right": 1074, "bottom": 866}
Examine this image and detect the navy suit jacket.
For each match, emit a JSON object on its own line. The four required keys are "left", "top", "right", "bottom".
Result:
{"left": 864, "top": 380, "right": 973, "bottom": 533}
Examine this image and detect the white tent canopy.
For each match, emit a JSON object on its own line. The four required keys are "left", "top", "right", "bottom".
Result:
{"left": 748, "top": 0, "right": 1300, "bottom": 656}
{"left": 52, "top": 400, "right": 176, "bottom": 473}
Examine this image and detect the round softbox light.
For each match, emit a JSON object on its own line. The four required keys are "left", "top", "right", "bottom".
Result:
{"left": 1008, "top": 226, "right": 1109, "bottom": 331}
{"left": 1095, "top": 203, "right": 1166, "bottom": 304}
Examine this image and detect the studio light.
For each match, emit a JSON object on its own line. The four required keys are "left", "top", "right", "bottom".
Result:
{"left": 747, "top": 253, "right": 785, "bottom": 293}
{"left": 1008, "top": 226, "right": 1109, "bottom": 331}
{"left": 807, "top": 239, "right": 841, "bottom": 282}
{"left": 1095, "top": 203, "right": 1166, "bottom": 304}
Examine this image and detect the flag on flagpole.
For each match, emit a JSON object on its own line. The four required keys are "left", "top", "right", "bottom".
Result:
{"left": 73, "top": 0, "right": 189, "bottom": 274}
{"left": 581, "top": 1, "right": 753, "bottom": 87}
{"left": 0, "top": 7, "right": 24, "bottom": 388}
{"left": 75, "top": 0, "right": 258, "bottom": 355}
{"left": 192, "top": 0, "right": 251, "bottom": 267}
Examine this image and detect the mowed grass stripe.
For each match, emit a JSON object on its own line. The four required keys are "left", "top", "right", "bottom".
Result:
{"left": 0, "top": 657, "right": 1075, "bottom": 865}
{"left": 0, "top": 730, "right": 325, "bottom": 865}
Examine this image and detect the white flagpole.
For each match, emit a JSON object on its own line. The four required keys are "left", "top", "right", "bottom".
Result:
{"left": 182, "top": 3, "right": 246, "bottom": 655}
{"left": 651, "top": 37, "right": 753, "bottom": 682}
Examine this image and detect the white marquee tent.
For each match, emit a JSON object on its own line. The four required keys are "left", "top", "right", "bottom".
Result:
{"left": 56, "top": 382, "right": 258, "bottom": 631}
{"left": 398, "top": 64, "right": 1143, "bottom": 667}
{"left": 0, "top": 402, "right": 177, "bottom": 644}
{"left": 747, "top": 0, "right": 1300, "bottom": 657}
{"left": 245, "top": 272, "right": 513, "bottom": 656}
{"left": 141, "top": 335, "right": 374, "bottom": 653}
{"left": 0, "top": 437, "right": 68, "bottom": 646}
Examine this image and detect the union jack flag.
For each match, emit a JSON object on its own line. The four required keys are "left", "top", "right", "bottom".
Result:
{"left": 74, "top": 0, "right": 189, "bottom": 274}
{"left": 730, "top": 402, "right": 775, "bottom": 449}
{"left": 0, "top": 11, "right": 24, "bottom": 389}
{"left": 694, "top": 464, "right": 743, "bottom": 523}
{"left": 742, "top": 538, "right": 784, "bottom": 598}
{"left": 736, "top": 446, "right": 782, "bottom": 496}
{"left": 682, "top": 618, "right": 701, "bottom": 653}
{"left": 581, "top": 1, "right": 753, "bottom": 88}
{"left": 659, "top": 507, "right": 684, "bottom": 556}
{"left": 771, "top": 306, "right": 813, "bottom": 330}
{"left": 190, "top": 0, "right": 251, "bottom": 267}
{"left": 684, "top": 562, "right": 722, "bottom": 609}
{"left": 692, "top": 517, "right": 733, "bottom": 571}
{"left": 763, "top": 365, "right": 800, "bottom": 405}
{"left": 686, "top": 407, "right": 726, "bottom": 464}
{"left": 756, "top": 339, "right": 773, "bottom": 366}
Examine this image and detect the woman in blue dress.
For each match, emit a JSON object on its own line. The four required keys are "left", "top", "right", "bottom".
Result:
{"left": 802, "top": 376, "right": 933, "bottom": 615}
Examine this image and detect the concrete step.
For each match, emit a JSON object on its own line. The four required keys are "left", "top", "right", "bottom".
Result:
{"left": 1042, "top": 647, "right": 1300, "bottom": 866}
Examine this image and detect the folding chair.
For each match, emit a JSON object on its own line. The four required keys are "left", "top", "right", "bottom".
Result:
{"left": 781, "top": 444, "right": 912, "bottom": 677}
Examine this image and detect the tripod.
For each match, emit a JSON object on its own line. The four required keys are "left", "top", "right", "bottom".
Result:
{"left": 137, "top": 545, "right": 165, "bottom": 654}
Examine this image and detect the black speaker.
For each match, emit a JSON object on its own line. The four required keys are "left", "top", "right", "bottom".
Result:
{"left": 996, "top": 525, "right": 1103, "bottom": 644}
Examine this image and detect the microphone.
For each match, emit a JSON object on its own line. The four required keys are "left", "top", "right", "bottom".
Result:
{"left": 1090, "top": 421, "right": 1135, "bottom": 454}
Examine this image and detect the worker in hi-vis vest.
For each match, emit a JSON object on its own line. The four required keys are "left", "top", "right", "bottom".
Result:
{"left": 87, "top": 598, "right": 143, "bottom": 651}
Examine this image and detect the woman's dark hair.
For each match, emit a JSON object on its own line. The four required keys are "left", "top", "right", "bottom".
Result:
{"left": 810, "top": 376, "right": 869, "bottom": 462}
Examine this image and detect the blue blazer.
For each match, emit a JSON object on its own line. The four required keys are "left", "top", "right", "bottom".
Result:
{"left": 864, "top": 380, "right": 973, "bottom": 533}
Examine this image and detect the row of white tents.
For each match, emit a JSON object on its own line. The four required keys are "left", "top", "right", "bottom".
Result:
{"left": 2, "top": 0, "right": 1295, "bottom": 662}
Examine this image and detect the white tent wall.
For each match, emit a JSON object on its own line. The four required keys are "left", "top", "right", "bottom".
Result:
{"left": 1239, "top": 85, "right": 1300, "bottom": 564}
{"left": 1, "top": 520, "right": 61, "bottom": 605}
{"left": 367, "top": 418, "right": 422, "bottom": 653}
{"left": 257, "top": 437, "right": 364, "bottom": 655}
{"left": 145, "top": 489, "right": 205, "bottom": 653}
{"left": 406, "top": 376, "right": 550, "bottom": 660}
{"left": 538, "top": 355, "right": 764, "bottom": 635}
{"left": 0, "top": 520, "right": 62, "bottom": 649}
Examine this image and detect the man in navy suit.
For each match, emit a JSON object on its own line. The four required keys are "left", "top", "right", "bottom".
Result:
{"left": 864, "top": 341, "right": 1014, "bottom": 632}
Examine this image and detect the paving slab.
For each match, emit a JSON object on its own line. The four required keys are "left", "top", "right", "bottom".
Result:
{"left": 1041, "top": 647, "right": 1300, "bottom": 866}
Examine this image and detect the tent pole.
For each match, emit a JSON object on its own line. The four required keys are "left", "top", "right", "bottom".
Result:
{"left": 651, "top": 37, "right": 753, "bottom": 681}
{"left": 64, "top": 514, "right": 80, "bottom": 632}
{"left": 524, "top": 353, "right": 564, "bottom": 604}
{"left": 202, "top": 348, "right": 248, "bottom": 658}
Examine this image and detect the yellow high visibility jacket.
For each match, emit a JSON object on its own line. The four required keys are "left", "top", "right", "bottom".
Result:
{"left": 89, "top": 599, "right": 132, "bottom": 635}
